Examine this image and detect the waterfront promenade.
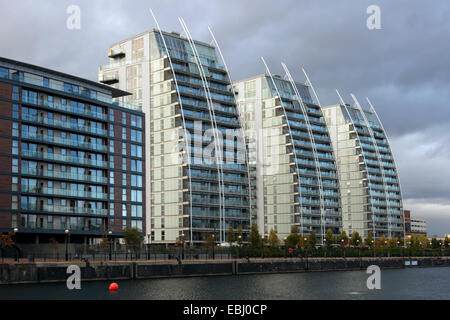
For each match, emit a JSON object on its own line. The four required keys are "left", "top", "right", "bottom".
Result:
{"left": 1, "top": 256, "right": 449, "bottom": 285}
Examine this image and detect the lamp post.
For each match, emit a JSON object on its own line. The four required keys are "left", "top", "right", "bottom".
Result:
{"left": 238, "top": 235, "right": 242, "bottom": 259}
{"left": 283, "top": 237, "right": 287, "bottom": 259}
{"left": 212, "top": 234, "right": 215, "bottom": 260}
{"left": 147, "top": 234, "right": 150, "bottom": 260}
{"left": 13, "top": 228, "right": 18, "bottom": 262}
{"left": 356, "top": 239, "right": 360, "bottom": 259}
{"left": 108, "top": 230, "right": 112, "bottom": 261}
{"left": 341, "top": 239, "right": 345, "bottom": 258}
{"left": 372, "top": 240, "right": 375, "bottom": 258}
{"left": 261, "top": 236, "right": 264, "bottom": 259}
{"left": 181, "top": 233, "right": 185, "bottom": 260}
{"left": 65, "top": 229, "right": 70, "bottom": 261}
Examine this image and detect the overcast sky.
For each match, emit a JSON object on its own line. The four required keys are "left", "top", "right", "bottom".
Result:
{"left": 1, "top": 0, "right": 449, "bottom": 235}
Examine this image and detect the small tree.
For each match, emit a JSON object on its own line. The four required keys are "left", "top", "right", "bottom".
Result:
{"left": 337, "top": 231, "right": 348, "bottom": 247}
{"left": 308, "top": 230, "right": 317, "bottom": 247}
{"left": 123, "top": 228, "right": 144, "bottom": 257}
{"left": 364, "top": 233, "right": 374, "bottom": 247}
{"left": 444, "top": 236, "right": 450, "bottom": 248}
{"left": 227, "top": 227, "right": 235, "bottom": 245}
{"left": 249, "top": 224, "right": 261, "bottom": 249}
{"left": 325, "top": 229, "right": 335, "bottom": 248}
{"left": 0, "top": 232, "right": 14, "bottom": 262}
{"left": 204, "top": 233, "right": 215, "bottom": 249}
{"left": 378, "top": 234, "right": 388, "bottom": 248}
{"left": 268, "top": 229, "right": 279, "bottom": 248}
{"left": 388, "top": 236, "right": 398, "bottom": 248}
{"left": 350, "top": 232, "right": 362, "bottom": 247}
{"left": 286, "top": 226, "right": 301, "bottom": 249}
{"left": 237, "top": 225, "right": 244, "bottom": 245}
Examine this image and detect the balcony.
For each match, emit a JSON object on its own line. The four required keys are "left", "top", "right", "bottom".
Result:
{"left": 99, "top": 73, "right": 119, "bottom": 85}
{"left": 108, "top": 47, "right": 125, "bottom": 58}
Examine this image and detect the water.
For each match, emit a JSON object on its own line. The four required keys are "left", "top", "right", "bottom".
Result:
{"left": 0, "top": 267, "right": 449, "bottom": 300}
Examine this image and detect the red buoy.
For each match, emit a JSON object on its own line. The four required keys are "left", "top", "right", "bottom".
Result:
{"left": 109, "top": 283, "right": 119, "bottom": 291}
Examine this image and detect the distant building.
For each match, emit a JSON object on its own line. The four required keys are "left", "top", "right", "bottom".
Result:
{"left": 404, "top": 210, "right": 427, "bottom": 236}
{"left": 410, "top": 218, "right": 427, "bottom": 236}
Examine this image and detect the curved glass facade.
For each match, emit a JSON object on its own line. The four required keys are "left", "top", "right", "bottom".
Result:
{"left": 234, "top": 75, "right": 341, "bottom": 241}
{"left": 323, "top": 104, "right": 404, "bottom": 239}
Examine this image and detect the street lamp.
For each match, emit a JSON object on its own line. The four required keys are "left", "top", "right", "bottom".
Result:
{"left": 212, "top": 233, "right": 215, "bottom": 260}
{"left": 341, "top": 239, "right": 345, "bottom": 258}
{"left": 284, "top": 237, "right": 287, "bottom": 259}
{"left": 181, "top": 233, "right": 185, "bottom": 260}
{"left": 108, "top": 230, "right": 112, "bottom": 261}
{"left": 238, "top": 235, "right": 242, "bottom": 259}
{"left": 147, "top": 234, "right": 150, "bottom": 260}
{"left": 13, "top": 228, "right": 18, "bottom": 261}
{"left": 65, "top": 229, "right": 70, "bottom": 261}
{"left": 261, "top": 236, "right": 265, "bottom": 259}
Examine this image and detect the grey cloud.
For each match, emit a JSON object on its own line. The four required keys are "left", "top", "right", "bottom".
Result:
{"left": 1, "top": 0, "right": 449, "bottom": 234}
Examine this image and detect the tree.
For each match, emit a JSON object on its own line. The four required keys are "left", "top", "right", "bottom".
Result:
{"left": 123, "top": 228, "right": 144, "bottom": 256}
{"left": 286, "top": 226, "right": 301, "bottom": 249}
{"left": 308, "top": 230, "right": 317, "bottom": 247}
{"left": 0, "top": 232, "right": 14, "bottom": 262}
{"left": 378, "top": 234, "right": 388, "bottom": 248}
{"left": 337, "top": 231, "right": 348, "bottom": 247}
{"left": 268, "top": 229, "right": 279, "bottom": 248}
{"left": 203, "top": 233, "right": 215, "bottom": 249}
{"left": 249, "top": 224, "right": 261, "bottom": 249}
{"left": 364, "top": 233, "right": 374, "bottom": 247}
{"left": 237, "top": 225, "right": 244, "bottom": 245}
{"left": 388, "top": 236, "right": 398, "bottom": 248}
{"left": 227, "top": 227, "right": 235, "bottom": 245}
{"left": 325, "top": 229, "right": 335, "bottom": 248}
{"left": 350, "top": 232, "right": 362, "bottom": 247}
{"left": 444, "top": 236, "right": 450, "bottom": 248}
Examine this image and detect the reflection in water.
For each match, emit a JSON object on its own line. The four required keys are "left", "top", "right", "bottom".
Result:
{"left": 0, "top": 267, "right": 449, "bottom": 300}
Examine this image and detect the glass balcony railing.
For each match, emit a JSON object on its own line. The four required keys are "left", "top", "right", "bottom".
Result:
{"left": 22, "top": 132, "right": 107, "bottom": 152}
{"left": 22, "top": 149, "right": 107, "bottom": 167}
{"left": 21, "top": 167, "right": 107, "bottom": 184}
{"left": 21, "top": 186, "right": 108, "bottom": 200}
{"left": 22, "top": 204, "right": 108, "bottom": 216}
{"left": 22, "top": 114, "right": 107, "bottom": 136}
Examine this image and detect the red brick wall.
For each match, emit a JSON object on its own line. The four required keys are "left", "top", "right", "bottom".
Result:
{"left": 0, "top": 194, "right": 11, "bottom": 227}
{"left": 0, "top": 101, "right": 12, "bottom": 118}
{"left": 0, "top": 82, "right": 12, "bottom": 100}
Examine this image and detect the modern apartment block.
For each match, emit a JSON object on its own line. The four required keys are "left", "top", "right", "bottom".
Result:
{"left": 99, "top": 29, "right": 251, "bottom": 245}
{"left": 323, "top": 102, "right": 404, "bottom": 239}
{"left": 404, "top": 211, "right": 427, "bottom": 236}
{"left": 234, "top": 74, "right": 341, "bottom": 241}
{"left": 0, "top": 57, "right": 145, "bottom": 244}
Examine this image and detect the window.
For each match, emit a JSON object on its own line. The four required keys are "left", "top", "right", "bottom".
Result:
{"left": 12, "top": 176, "right": 18, "bottom": 192}
{"left": 131, "top": 144, "right": 142, "bottom": 158}
{"left": 110, "top": 203, "right": 114, "bottom": 216}
{"left": 12, "top": 104, "right": 19, "bottom": 118}
{"left": 122, "top": 112, "right": 127, "bottom": 125}
{"left": 12, "top": 158, "right": 19, "bottom": 173}
{"left": 122, "top": 173, "right": 127, "bottom": 185}
{"left": 131, "top": 114, "right": 142, "bottom": 128}
{"left": 131, "top": 190, "right": 142, "bottom": 202}
{"left": 0, "top": 67, "right": 8, "bottom": 79}
{"left": 109, "top": 140, "right": 114, "bottom": 153}
{"left": 109, "top": 155, "right": 114, "bottom": 168}
{"left": 122, "top": 189, "right": 127, "bottom": 201}
{"left": 130, "top": 129, "right": 142, "bottom": 143}
{"left": 110, "top": 187, "right": 114, "bottom": 200}
{"left": 12, "top": 140, "right": 18, "bottom": 155}
{"left": 109, "top": 109, "right": 114, "bottom": 122}
{"left": 122, "top": 127, "right": 126, "bottom": 140}
{"left": 122, "top": 158, "right": 127, "bottom": 170}
{"left": 110, "top": 172, "right": 114, "bottom": 184}
{"left": 12, "top": 195, "right": 18, "bottom": 210}
{"left": 109, "top": 124, "right": 114, "bottom": 137}
{"left": 122, "top": 142, "right": 126, "bottom": 155}
{"left": 12, "top": 87, "right": 19, "bottom": 101}
{"left": 122, "top": 204, "right": 127, "bottom": 217}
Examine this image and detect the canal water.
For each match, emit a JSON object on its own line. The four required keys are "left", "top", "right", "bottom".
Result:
{"left": 0, "top": 267, "right": 449, "bottom": 300}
